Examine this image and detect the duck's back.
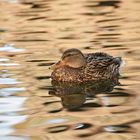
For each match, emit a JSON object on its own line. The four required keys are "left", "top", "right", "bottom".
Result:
{"left": 84, "top": 52, "right": 121, "bottom": 80}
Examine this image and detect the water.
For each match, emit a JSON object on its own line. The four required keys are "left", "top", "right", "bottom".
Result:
{"left": 0, "top": 0, "right": 140, "bottom": 140}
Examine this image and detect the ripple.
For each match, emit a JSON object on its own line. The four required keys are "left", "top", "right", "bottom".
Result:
{"left": 0, "top": 115, "right": 27, "bottom": 136}
{"left": 0, "top": 136, "right": 28, "bottom": 140}
{"left": 0, "top": 44, "right": 25, "bottom": 53}
{"left": 74, "top": 123, "right": 92, "bottom": 130}
{"left": 0, "top": 127, "right": 13, "bottom": 136}
{"left": 0, "top": 97, "right": 27, "bottom": 113}
{"left": 47, "top": 125, "right": 69, "bottom": 133}
{"left": 0, "top": 87, "right": 26, "bottom": 96}
{"left": 47, "top": 118, "right": 67, "bottom": 124}
{"left": 0, "top": 58, "right": 9, "bottom": 62}
{"left": 0, "top": 87, "right": 25, "bottom": 93}
{"left": 0, "top": 63, "right": 20, "bottom": 67}
{"left": 97, "top": 0, "right": 121, "bottom": 8}
{"left": 1, "top": 74, "right": 15, "bottom": 78}
{"left": 0, "top": 78, "right": 21, "bottom": 85}
{"left": 0, "top": 115, "right": 27, "bottom": 127}
{"left": 103, "top": 125, "right": 131, "bottom": 133}
{"left": 6, "top": 0, "right": 18, "bottom": 4}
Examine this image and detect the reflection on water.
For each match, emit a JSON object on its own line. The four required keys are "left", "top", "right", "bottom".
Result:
{"left": 49, "top": 79, "right": 119, "bottom": 110}
{"left": 0, "top": 43, "right": 27, "bottom": 138}
{"left": 0, "top": 44, "right": 25, "bottom": 53}
{"left": 0, "top": 0, "right": 140, "bottom": 140}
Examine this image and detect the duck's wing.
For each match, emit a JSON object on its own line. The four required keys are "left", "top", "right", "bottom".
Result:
{"left": 85, "top": 52, "right": 121, "bottom": 68}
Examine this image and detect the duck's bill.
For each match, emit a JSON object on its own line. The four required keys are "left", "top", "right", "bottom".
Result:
{"left": 50, "top": 61, "right": 61, "bottom": 70}
{"left": 50, "top": 63, "right": 56, "bottom": 70}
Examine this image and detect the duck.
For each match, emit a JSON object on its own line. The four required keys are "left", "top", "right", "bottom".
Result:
{"left": 51, "top": 48, "right": 122, "bottom": 82}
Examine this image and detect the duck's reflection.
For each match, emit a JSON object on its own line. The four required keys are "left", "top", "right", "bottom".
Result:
{"left": 48, "top": 78, "right": 127, "bottom": 110}
{"left": 49, "top": 81, "right": 86, "bottom": 110}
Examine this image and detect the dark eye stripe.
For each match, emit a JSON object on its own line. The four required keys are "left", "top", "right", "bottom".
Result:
{"left": 62, "top": 52, "right": 78, "bottom": 59}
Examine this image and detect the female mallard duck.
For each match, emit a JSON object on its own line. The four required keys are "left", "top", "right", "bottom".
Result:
{"left": 51, "top": 48, "right": 122, "bottom": 82}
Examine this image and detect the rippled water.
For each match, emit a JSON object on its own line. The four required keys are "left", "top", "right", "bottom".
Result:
{"left": 0, "top": 0, "right": 140, "bottom": 140}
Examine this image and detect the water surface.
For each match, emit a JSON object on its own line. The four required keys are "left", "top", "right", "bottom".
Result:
{"left": 0, "top": 0, "right": 140, "bottom": 140}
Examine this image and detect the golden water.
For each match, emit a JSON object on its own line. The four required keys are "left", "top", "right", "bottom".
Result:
{"left": 0, "top": 0, "right": 140, "bottom": 140}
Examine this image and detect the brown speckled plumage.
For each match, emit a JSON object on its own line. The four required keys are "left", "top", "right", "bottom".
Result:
{"left": 51, "top": 49, "right": 122, "bottom": 82}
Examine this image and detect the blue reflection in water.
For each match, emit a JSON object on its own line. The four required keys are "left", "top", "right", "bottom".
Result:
{"left": 0, "top": 96, "right": 27, "bottom": 136}
{"left": 0, "top": 136, "right": 29, "bottom": 140}
{"left": 0, "top": 44, "right": 27, "bottom": 139}
{"left": 0, "top": 78, "right": 22, "bottom": 85}
{"left": 0, "top": 97, "right": 27, "bottom": 112}
{"left": 47, "top": 118, "right": 68, "bottom": 124}
{"left": 0, "top": 87, "right": 26, "bottom": 96}
{"left": 0, "top": 58, "right": 9, "bottom": 62}
{"left": 0, "top": 63, "right": 20, "bottom": 67}
{"left": 0, "top": 44, "right": 25, "bottom": 53}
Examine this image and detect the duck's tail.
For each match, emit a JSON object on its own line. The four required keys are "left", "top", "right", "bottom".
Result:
{"left": 113, "top": 57, "right": 122, "bottom": 67}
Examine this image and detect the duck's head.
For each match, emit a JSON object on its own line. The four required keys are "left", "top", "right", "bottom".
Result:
{"left": 51, "top": 49, "right": 86, "bottom": 70}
